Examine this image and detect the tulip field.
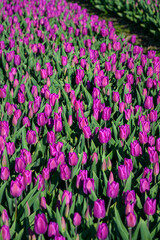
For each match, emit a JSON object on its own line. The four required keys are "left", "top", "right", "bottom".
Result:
{"left": 0, "top": 0, "right": 160, "bottom": 239}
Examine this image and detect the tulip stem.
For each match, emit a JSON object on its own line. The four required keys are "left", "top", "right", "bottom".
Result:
{"left": 147, "top": 215, "right": 150, "bottom": 229}
{"left": 106, "top": 198, "right": 112, "bottom": 216}
{"left": 87, "top": 139, "right": 89, "bottom": 149}
{"left": 65, "top": 180, "right": 68, "bottom": 190}
{"left": 129, "top": 228, "right": 132, "bottom": 240}
{"left": 75, "top": 226, "right": 77, "bottom": 236}
{"left": 154, "top": 175, "right": 156, "bottom": 184}
{"left": 103, "top": 143, "right": 106, "bottom": 153}
{"left": 15, "top": 198, "right": 17, "bottom": 220}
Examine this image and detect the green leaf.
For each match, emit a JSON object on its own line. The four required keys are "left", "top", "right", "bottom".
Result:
{"left": 124, "top": 172, "right": 133, "bottom": 192}
{"left": 15, "top": 229, "right": 24, "bottom": 240}
{"left": 114, "top": 205, "right": 129, "bottom": 240}
{"left": 140, "top": 218, "right": 152, "bottom": 240}
{"left": 0, "top": 181, "right": 7, "bottom": 204}
{"left": 132, "top": 220, "right": 141, "bottom": 240}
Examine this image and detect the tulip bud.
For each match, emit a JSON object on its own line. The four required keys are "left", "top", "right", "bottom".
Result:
{"left": 140, "top": 178, "right": 150, "bottom": 193}
{"left": 1, "top": 225, "right": 11, "bottom": 240}
{"left": 126, "top": 212, "right": 136, "bottom": 228}
{"left": 73, "top": 212, "right": 81, "bottom": 226}
{"left": 144, "top": 197, "right": 156, "bottom": 215}
{"left": 97, "top": 223, "right": 109, "bottom": 240}
{"left": 94, "top": 199, "right": 106, "bottom": 219}
{"left": 106, "top": 181, "right": 119, "bottom": 199}
{"left": 40, "top": 197, "right": 46, "bottom": 209}
{"left": 34, "top": 213, "right": 48, "bottom": 235}
{"left": 0, "top": 167, "right": 10, "bottom": 181}
{"left": 1, "top": 209, "right": 9, "bottom": 225}
{"left": 60, "top": 164, "right": 71, "bottom": 181}
{"left": 10, "top": 180, "right": 23, "bottom": 197}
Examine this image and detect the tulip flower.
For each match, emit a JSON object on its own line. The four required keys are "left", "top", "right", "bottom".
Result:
{"left": 34, "top": 213, "right": 48, "bottom": 235}
{"left": 94, "top": 199, "right": 106, "bottom": 219}
{"left": 97, "top": 223, "right": 109, "bottom": 240}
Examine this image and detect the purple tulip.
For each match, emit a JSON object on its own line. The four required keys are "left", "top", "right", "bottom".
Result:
{"left": 61, "top": 56, "right": 68, "bottom": 66}
{"left": 97, "top": 223, "right": 109, "bottom": 240}
{"left": 37, "top": 112, "right": 48, "bottom": 126}
{"left": 94, "top": 199, "right": 106, "bottom": 219}
{"left": 10, "top": 180, "right": 22, "bottom": 197}
{"left": 34, "top": 213, "right": 48, "bottom": 235}
{"left": 48, "top": 222, "right": 59, "bottom": 238}
{"left": 118, "top": 165, "right": 129, "bottom": 180}
{"left": 26, "top": 130, "right": 36, "bottom": 145}
{"left": 130, "top": 140, "right": 142, "bottom": 157}
{"left": 156, "top": 138, "right": 160, "bottom": 152}
{"left": 6, "top": 142, "right": 15, "bottom": 156}
{"left": 20, "top": 149, "right": 32, "bottom": 164}
{"left": 73, "top": 212, "right": 81, "bottom": 226}
{"left": 23, "top": 170, "right": 32, "bottom": 185}
{"left": 83, "top": 178, "right": 95, "bottom": 194}
{"left": 62, "top": 190, "right": 72, "bottom": 206}
{"left": 144, "top": 197, "right": 156, "bottom": 215}
{"left": 123, "top": 190, "right": 136, "bottom": 205}
{"left": 106, "top": 181, "right": 119, "bottom": 199}
{"left": 68, "top": 152, "right": 78, "bottom": 166}
{"left": 112, "top": 92, "right": 120, "bottom": 103}
{"left": 102, "top": 107, "right": 111, "bottom": 121}
{"left": 144, "top": 96, "right": 154, "bottom": 109}
{"left": 15, "top": 157, "right": 26, "bottom": 173}
{"left": 14, "top": 55, "right": 21, "bottom": 66}
{"left": 60, "top": 164, "right": 71, "bottom": 181}
{"left": 139, "top": 131, "right": 148, "bottom": 144}
{"left": 1, "top": 225, "right": 11, "bottom": 240}
{"left": 0, "top": 167, "right": 10, "bottom": 181}
{"left": 140, "top": 178, "right": 150, "bottom": 193}
{"left": 126, "top": 212, "right": 136, "bottom": 228}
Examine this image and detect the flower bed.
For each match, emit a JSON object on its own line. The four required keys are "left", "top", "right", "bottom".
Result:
{"left": 0, "top": 0, "right": 160, "bottom": 239}
{"left": 89, "top": 0, "right": 160, "bottom": 36}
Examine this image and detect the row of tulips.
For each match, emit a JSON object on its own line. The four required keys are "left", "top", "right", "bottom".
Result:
{"left": 89, "top": 0, "right": 160, "bottom": 36}
{"left": 0, "top": 0, "right": 160, "bottom": 239}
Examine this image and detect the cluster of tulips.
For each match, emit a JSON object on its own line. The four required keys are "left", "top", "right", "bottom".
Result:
{"left": 89, "top": 0, "right": 160, "bottom": 36}
{"left": 0, "top": 0, "right": 160, "bottom": 239}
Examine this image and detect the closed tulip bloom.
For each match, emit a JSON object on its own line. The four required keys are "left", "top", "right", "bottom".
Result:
{"left": 62, "top": 190, "right": 72, "bottom": 206}
{"left": 140, "top": 178, "right": 150, "bottom": 193}
{"left": 23, "top": 170, "right": 32, "bottom": 185}
{"left": 22, "top": 117, "right": 31, "bottom": 128}
{"left": 148, "top": 136, "right": 155, "bottom": 146}
{"left": 106, "top": 181, "right": 119, "bottom": 199}
{"left": 76, "top": 170, "right": 88, "bottom": 188}
{"left": 15, "top": 157, "right": 26, "bottom": 173}
{"left": 91, "top": 152, "right": 98, "bottom": 164}
{"left": 18, "top": 92, "right": 25, "bottom": 104}
{"left": 1, "top": 225, "right": 11, "bottom": 240}
{"left": 130, "top": 140, "right": 142, "bottom": 157}
{"left": 34, "top": 174, "right": 45, "bottom": 191}
{"left": 149, "top": 110, "right": 157, "bottom": 122}
{"left": 54, "top": 118, "right": 63, "bottom": 133}
{"left": 125, "top": 93, "right": 132, "bottom": 104}
{"left": 44, "top": 103, "right": 52, "bottom": 117}
{"left": 118, "top": 165, "right": 129, "bottom": 180}
{"left": 26, "top": 130, "right": 36, "bottom": 145}
{"left": 69, "top": 152, "right": 78, "bottom": 166}
{"left": 126, "top": 212, "right": 136, "bottom": 228}
{"left": 102, "top": 107, "right": 112, "bottom": 121}
{"left": 82, "top": 152, "right": 87, "bottom": 165}
{"left": 144, "top": 96, "right": 154, "bottom": 109}
{"left": 144, "top": 197, "right": 156, "bottom": 215}
{"left": 48, "top": 222, "right": 59, "bottom": 238}
{"left": 156, "top": 138, "right": 160, "bottom": 152}
{"left": 83, "top": 126, "right": 92, "bottom": 139}
{"left": 124, "top": 158, "right": 133, "bottom": 173}
{"left": 40, "top": 197, "right": 46, "bottom": 209}
{"left": 119, "top": 125, "right": 128, "bottom": 140}
{"left": 83, "top": 178, "right": 95, "bottom": 194}
{"left": 61, "top": 56, "right": 68, "bottom": 66}
{"left": 47, "top": 158, "right": 57, "bottom": 172}
{"left": 94, "top": 199, "right": 106, "bottom": 219}
{"left": 6, "top": 142, "right": 15, "bottom": 156}
{"left": 124, "top": 190, "right": 136, "bottom": 205}
{"left": 142, "top": 168, "right": 152, "bottom": 183}
{"left": 37, "top": 113, "right": 48, "bottom": 126}
{"left": 97, "top": 223, "right": 109, "bottom": 240}
{"left": 119, "top": 102, "right": 125, "bottom": 113}
{"left": 60, "top": 164, "right": 71, "bottom": 180}
{"left": 124, "top": 109, "right": 132, "bottom": 121}
{"left": 55, "top": 234, "right": 66, "bottom": 240}
{"left": 14, "top": 55, "right": 21, "bottom": 65}
{"left": 10, "top": 180, "right": 22, "bottom": 197}
{"left": 34, "top": 213, "right": 48, "bottom": 235}
{"left": 20, "top": 149, "right": 32, "bottom": 164}
{"left": 153, "top": 162, "right": 159, "bottom": 176}
{"left": 47, "top": 131, "right": 56, "bottom": 144}
{"left": 112, "top": 92, "right": 120, "bottom": 103}
{"left": 0, "top": 167, "right": 10, "bottom": 181}
{"left": 100, "top": 43, "right": 106, "bottom": 53}
{"left": 139, "top": 131, "right": 148, "bottom": 144}
{"left": 148, "top": 149, "right": 159, "bottom": 163}
{"left": 42, "top": 168, "right": 50, "bottom": 181}
{"left": 125, "top": 203, "right": 135, "bottom": 215}
{"left": 141, "top": 121, "right": 150, "bottom": 134}
{"left": 73, "top": 213, "right": 82, "bottom": 226}
{"left": 105, "top": 62, "right": 111, "bottom": 71}
{"left": 41, "top": 69, "right": 48, "bottom": 79}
